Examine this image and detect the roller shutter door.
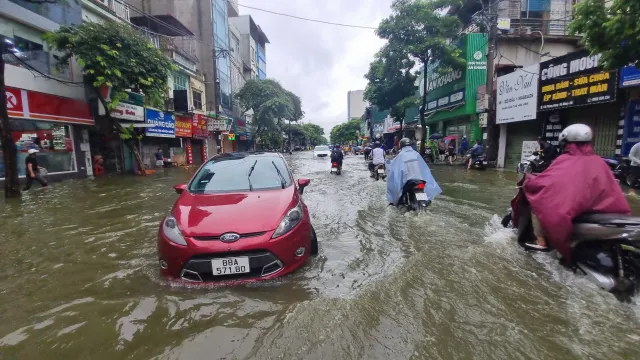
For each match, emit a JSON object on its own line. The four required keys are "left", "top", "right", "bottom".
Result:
{"left": 505, "top": 120, "right": 542, "bottom": 171}
{"left": 566, "top": 103, "right": 619, "bottom": 158}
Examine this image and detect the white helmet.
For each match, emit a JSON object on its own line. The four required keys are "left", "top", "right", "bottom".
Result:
{"left": 558, "top": 124, "right": 593, "bottom": 143}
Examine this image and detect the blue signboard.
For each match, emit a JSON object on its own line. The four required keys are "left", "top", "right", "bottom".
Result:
{"left": 145, "top": 109, "right": 175, "bottom": 138}
{"left": 621, "top": 101, "right": 640, "bottom": 156}
{"left": 620, "top": 65, "right": 640, "bottom": 88}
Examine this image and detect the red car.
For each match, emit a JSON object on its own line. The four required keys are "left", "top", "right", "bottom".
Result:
{"left": 158, "top": 152, "right": 318, "bottom": 283}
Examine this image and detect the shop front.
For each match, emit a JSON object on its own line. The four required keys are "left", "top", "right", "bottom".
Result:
{"left": 206, "top": 114, "right": 225, "bottom": 156}
{"left": 496, "top": 64, "right": 541, "bottom": 169}
{"left": 191, "top": 114, "right": 210, "bottom": 164}
{"left": 418, "top": 33, "right": 488, "bottom": 145}
{"left": 143, "top": 108, "right": 178, "bottom": 170}
{"left": 173, "top": 115, "right": 192, "bottom": 166}
{"left": 1, "top": 87, "right": 93, "bottom": 184}
{"left": 233, "top": 118, "right": 252, "bottom": 152}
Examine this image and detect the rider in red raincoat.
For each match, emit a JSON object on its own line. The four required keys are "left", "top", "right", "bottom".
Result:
{"left": 523, "top": 124, "right": 631, "bottom": 261}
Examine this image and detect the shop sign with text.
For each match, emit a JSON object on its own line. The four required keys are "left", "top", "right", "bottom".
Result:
{"left": 145, "top": 109, "right": 175, "bottom": 138}
{"left": 99, "top": 101, "right": 144, "bottom": 122}
{"left": 622, "top": 100, "right": 640, "bottom": 156}
{"left": 175, "top": 115, "right": 192, "bottom": 137}
{"left": 620, "top": 65, "right": 640, "bottom": 88}
{"left": 6, "top": 87, "right": 94, "bottom": 125}
{"left": 193, "top": 114, "right": 210, "bottom": 139}
{"left": 538, "top": 51, "right": 617, "bottom": 111}
{"left": 496, "top": 64, "right": 539, "bottom": 124}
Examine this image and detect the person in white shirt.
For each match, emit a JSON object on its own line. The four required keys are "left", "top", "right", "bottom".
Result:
{"left": 629, "top": 142, "right": 640, "bottom": 166}
{"left": 368, "top": 142, "right": 385, "bottom": 176}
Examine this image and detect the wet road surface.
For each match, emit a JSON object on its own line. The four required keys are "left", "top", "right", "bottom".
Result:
{"left": 1, "top": 152, "right": 640, "bottom": 359}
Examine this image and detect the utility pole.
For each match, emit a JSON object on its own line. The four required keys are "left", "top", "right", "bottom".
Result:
{"left": 484, "top": 0, "right": 499, "bottom": 162}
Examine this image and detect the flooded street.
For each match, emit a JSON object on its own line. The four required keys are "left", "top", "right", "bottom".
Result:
{"left": 1, "top": 152, "right": 640, "bottom": 360}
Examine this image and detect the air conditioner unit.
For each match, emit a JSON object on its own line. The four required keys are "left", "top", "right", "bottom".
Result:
{"left": 164, "top": 98, "right": 174, "bottom": 112}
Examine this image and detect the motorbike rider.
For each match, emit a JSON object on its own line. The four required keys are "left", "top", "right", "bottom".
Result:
{"left": 363, "top": 143, "right": 372, "bottom": 160}
{"left": 387, "top": 138, "right": 442, "bottom": 205}
{"left": 537, "top": 136, "right": 557, "bottom": 165}
{"left": 368, "top": 141, "right": 385, "bottom": 176}
{"left": 523, "top": 124, "right": 630, "bottom": 257}
{"left": 627, "top": 141, "right": 640, "bottom": 183}
{"left": 330, "top": 144, "right": 344, "bottom": 170}
{"left": 466, "top": 140, "right": 484, "bottom": 169}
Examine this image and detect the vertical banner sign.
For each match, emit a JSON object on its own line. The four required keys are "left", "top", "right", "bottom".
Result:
{"left": 185, "top": 138, "right": 193, "bottom": 165}
{"left": 622, "top": 101, "right": 640, "bottom": 156}
{"left": 538, "top": 51, "right": 617, "bottom": 111}
{"left": 201, "top": 142, "right": 207, "bottom": 162}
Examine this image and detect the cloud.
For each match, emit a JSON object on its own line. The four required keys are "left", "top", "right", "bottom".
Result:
{"left": 236, "top": 0, "right": 391, "bottom": 135}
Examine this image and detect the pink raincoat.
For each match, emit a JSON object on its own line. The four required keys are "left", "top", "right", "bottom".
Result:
{"left": 524, "top": 143, "right": 631, "bottom": 260}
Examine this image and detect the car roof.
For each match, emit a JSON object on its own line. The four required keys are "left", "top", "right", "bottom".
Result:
{"left": 208, "top": 151, "right": 284, "bottom": 161}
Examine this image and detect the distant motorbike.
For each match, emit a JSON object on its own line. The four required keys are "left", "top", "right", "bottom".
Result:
{"left": 517, "top": 151, "right": 548, "bottom": 174}
{"left": 371, "top": 163, "right": 387, "bottom": 181}
{"left": 501, "top": 175, "right": 640, "bottom": 302}
{"left": 330, "top": 162, "right": 342, "bottom": 175}
{"left": 423, "top": 147, "right": 435, "bottom": 163}
{"left": 465, "top": 153, "right": 487, "bottom": 170}
{"left": 398, "top": 180, "right": 431, "bottom": 211}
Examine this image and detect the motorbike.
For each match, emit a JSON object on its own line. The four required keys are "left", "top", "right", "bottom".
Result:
{"left": 398, "top": 180, "right": 431, "bottom": 211}
{"left": 466, "top": 153, "right": 487, "bottom": 170}
{"left": 330, "top": 161, "right": 342, "bottom": 175}
{"left": 607, "top": 158, "right": 638, "bottom": 187}
{"left": 423, "top": 147, "right": 435, "bottom": 163}
{"left": 501, "top": 175, "right": 640, "bottom": 301}
{"left": 517, "top": 151, "right": 548, "bottom": 174}
{"left": 371, "top": 163, "right": 387, "bottom": 181}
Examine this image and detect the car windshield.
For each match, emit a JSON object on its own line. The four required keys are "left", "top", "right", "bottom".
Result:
{"left": 189, "top": 155, "right": 292, "bottom": 193}
{"left": 315, "top": 146, "right": 329, "bottom": 151}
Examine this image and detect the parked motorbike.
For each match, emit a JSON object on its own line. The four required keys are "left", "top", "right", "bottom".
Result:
{"left": 517, "top": 151, "right": 548, "bottom": 174}
{"left": 501, "top": 176, "right": 640, "bottom": 301}
{"left": 398, "top": 180, "right": 431, "bottom": 211}
{"left": 330, "top": 162, "right": 342, "bottom": 175}
{"left": 371, "top": 163, "right": 387, "bottom": 181}
{"left": 607, "top": 158, "right": 639, "bottom": 187}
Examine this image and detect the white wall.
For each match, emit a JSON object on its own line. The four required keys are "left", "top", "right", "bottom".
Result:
{"left": 347, "top": 90, "right": 366, "bottom": 120}
{"left": 496, "top": 39, "right": 580, "bottom": 68}
{"left": 5, "top": 65, "right": 85, "bottom": 99}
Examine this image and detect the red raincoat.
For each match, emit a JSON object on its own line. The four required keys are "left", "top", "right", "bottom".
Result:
{"left": 523, "top": 143, "right": 631, "bottom": 260}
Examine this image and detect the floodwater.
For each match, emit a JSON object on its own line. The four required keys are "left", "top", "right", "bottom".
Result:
{"left": 1, "top": 152, "right": 640, "bottom": 360}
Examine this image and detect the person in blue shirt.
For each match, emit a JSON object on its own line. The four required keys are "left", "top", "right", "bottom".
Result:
{"left": 460, "top": 136, "right": 469, "bottom": 155}
{"left": 467, "top": 140, "right": 484, "bottom": 169}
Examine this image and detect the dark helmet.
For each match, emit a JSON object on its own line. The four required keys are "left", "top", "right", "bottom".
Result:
{"left": 399, "top": 138, "right": 412, "bottom": 147}
{"left": 334, "top": 144, "right": 340, "bottom": 148}
{"left": 374, "top": 141, "right": 381, "bottom": 148}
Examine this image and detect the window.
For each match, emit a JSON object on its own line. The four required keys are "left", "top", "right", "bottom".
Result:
{"left": 189, "top": 155, "right": 292, "bottom": 193}
{"left": 0, "top": 120, "right": 76, "bottom": 178}
{"left": 174, "top": 73, "right": 188, "bottom": 90}
{"left": 193, "top": 90, "right": 203, "bottom": 110}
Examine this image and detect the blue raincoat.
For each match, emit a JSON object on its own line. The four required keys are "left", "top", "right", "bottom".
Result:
{"left": 386, "top": 146, "right": 443, "bottom": 204}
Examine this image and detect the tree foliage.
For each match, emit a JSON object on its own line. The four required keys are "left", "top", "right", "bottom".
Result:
{"left": 236, "top": 79, "right": 303, "bottom": 132}
{"left": 569, "top": 0, "right": 640, "bottom": 69}
{"left": 375, "top": 0, "right": 463, "bottom": 153}
{"left": 330, "top": 119, "right": 361, "bottom": 145}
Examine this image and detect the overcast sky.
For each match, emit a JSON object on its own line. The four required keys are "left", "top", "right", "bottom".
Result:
{"left": 237, "top": 0, "right": 392, "bottom": 136}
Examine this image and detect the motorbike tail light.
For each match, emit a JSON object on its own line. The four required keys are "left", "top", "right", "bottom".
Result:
{"left": 416, "top": 183, "right": 425, "bottom": 190}
{"left": 333, "top": 162, "right": 337, "bottom": 166}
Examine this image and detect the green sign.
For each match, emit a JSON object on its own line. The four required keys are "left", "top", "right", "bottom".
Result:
{"left": 417, "top": 33, "right": 488, "bottom": 124}
{"left": 228, "top": 133, "right": 236, "bottom": 141}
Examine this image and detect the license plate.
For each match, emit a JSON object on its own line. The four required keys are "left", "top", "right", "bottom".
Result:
{"left": 332, "top": 167, "right": 337, "bottom": 171}
{"left": 415, "top": 192, "right": 427, "bottom": 201}
{"left": 211, "top": 257, "right": 250, "bottom": 275}
{"left": 483, "top": 161, "right": 488, "bottom": 164}
{"left": 377, "top": 168, "right": 385, "bottom": 174}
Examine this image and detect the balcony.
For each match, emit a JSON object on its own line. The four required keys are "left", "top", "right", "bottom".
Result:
{"left": 507, "top": 17, "right": 576, "bottom": 37}
{"left": 92, "top": 0, "right": 130, "bottom": 22}
{"left": 3, "top": 50, "right": 71, "bottom": 81}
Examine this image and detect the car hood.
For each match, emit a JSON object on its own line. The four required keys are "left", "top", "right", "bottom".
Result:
{"left": 174, "top": 187, "right": 297, "bottom": 236}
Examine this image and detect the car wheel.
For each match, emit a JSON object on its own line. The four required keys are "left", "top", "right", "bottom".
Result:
{"left": 310, "top": 226, "right": 319, "bottom": 256}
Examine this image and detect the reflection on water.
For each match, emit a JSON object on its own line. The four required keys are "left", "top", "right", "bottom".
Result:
{"left": 1, "top": 154, "right": 640, "bottom": 360}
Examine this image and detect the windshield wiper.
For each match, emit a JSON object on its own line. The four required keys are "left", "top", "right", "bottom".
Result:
{"left": 247, "top": 160, "right": 258, "bottom": 191}
{"left": 271, "top": 161, "right": 286, "bottom": 189}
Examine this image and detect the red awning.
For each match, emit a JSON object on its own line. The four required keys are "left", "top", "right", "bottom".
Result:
{"left": 7, "top": 87, "right": 93, "bottom": 125}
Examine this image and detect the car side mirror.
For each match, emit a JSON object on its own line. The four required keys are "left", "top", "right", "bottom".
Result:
{"left": 173, "top": 184, "right": 187, "bottom": 194}
{"left": 297, "top": 178, "right": 310, "bottom": 194}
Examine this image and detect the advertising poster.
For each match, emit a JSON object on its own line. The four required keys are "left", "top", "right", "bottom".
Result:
{"left": 145, "top": 109, "right": 175, "bottom": 138}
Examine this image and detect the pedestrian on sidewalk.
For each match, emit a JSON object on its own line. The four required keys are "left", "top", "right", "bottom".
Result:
{"left": 23, "top": 149, "right": 48, "bottom": 191}
{"left": 155, "top": 148, "right": 164, "bottom": 168}
{"left": 438, "top": 139, "right": 446, "bottom": 161}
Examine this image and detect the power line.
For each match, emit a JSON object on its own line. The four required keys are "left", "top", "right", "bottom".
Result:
{"left": 234, "top": 1, "right": 378, "bottom": 29}
{"left": 7, "top": 52, "right": 85, "bottom": 87}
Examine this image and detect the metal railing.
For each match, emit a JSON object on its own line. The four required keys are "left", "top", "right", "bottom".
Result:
{"left": 3, "top": 50, "right": 71, "bottom": 81}
{"left": 93, "top": 0, "right": 130, "bottom": 22}
{"left": 508, "top": 18, "right": 575, "bottom": 37}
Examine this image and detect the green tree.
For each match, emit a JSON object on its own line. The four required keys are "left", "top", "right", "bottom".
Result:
{"left": 363, "top": 45, "right": 417, "bottom": 131}
{"left": 376, "top": 0, "right": 463, "bottom": 154}
{"left": 43, "top": 21, "right": 176, "bottom": 175}
{"left": 330, "top": 119, "right": 361, "bottom": 145}
{"left": 569, "top": 0, "right": 640, "bottom": 69}
{"left": 301, "top": 123, "right": 327, "bottom": 146}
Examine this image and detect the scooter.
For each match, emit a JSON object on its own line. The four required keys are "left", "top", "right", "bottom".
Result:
{"left": 330, "top": 162, "right": 342, "bottom": 175}
{"left": 501, "top": 175, "right": 640, "bottom": 302}
{"left": 371, "top": 163, "right": 387, "bottom": 181}
{"left": 466, "top": 153, "right": 487, "bottom": 170}
{"left": 423, "top": 147, "right": 435, "bottom": 163}
{"left": 399, "top": 180, "right": 431, "bottom": 211}
{"left": 517, "top": 151, "right": 548, "bottom": 174}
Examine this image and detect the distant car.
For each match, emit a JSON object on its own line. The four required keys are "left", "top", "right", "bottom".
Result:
{"left": 158, "top": 152, "right": 318, "bottom": 283}
{"left": 313, "top": 145, "right": 331, "bottom": 157}
{"left": 294, "top": 146, "right": 302, "bottom": 151}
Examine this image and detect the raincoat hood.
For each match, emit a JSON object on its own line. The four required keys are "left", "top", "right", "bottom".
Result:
{"left": 523, "top": 142, "right": 630, "bottom": 260}
{"left": 386, "top": 147, "right": 442, "bottom": 204}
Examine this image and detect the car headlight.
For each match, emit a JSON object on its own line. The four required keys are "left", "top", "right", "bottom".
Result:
{"left": 272, "top": 201, "right": 303, "bottom": 238}
{"left": 162, "top": 215, "right": 187, "bottom": 246}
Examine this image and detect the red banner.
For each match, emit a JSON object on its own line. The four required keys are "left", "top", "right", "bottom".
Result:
{"left": 6, "top": 87, "right": 93, "bottom": 125}
{"left": 175, "top": 115, "right": 193, "bottom": 137}
{"left": 192, "top": 114, "right": 210, "bottom": 139}
{"left": 185, "top": 139, "right": 193, "bottom": 165}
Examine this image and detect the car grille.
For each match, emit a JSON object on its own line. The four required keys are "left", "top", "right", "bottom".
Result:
{"left": 191, "top": 231, "right": 267, "bottom": 241}
{"left": 180, "top": 250, "right": 284, "bottom": 282}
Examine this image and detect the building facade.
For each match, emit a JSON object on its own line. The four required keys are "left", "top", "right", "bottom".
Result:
{"left": 347, "top": 90, "right": 366, "bottom": 121}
